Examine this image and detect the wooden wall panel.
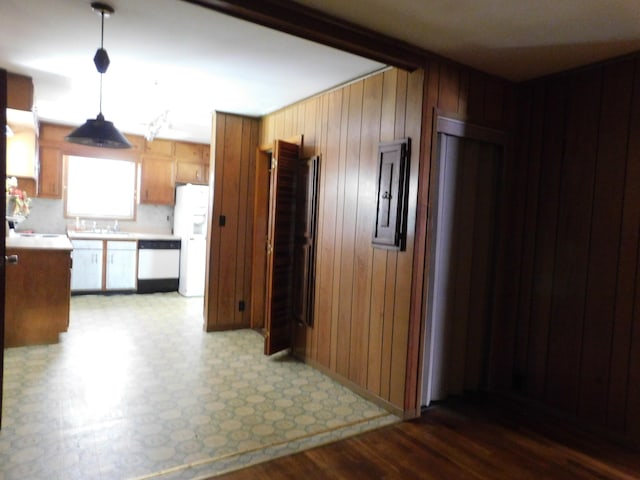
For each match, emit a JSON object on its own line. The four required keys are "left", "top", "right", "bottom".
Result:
{"left": 349, "top": 74, "right": 382, "bottom": 388}
{"left": 617, "top": 61, "right": 640, "bottom": 437}
{"left": 205, "top": 112, "right": 259, "bottom": 331}
{"left": 408, "top": 60, "right": 515, "bottom": 411}
{"left": 508, "top": 55, "right": 640, "bottom": 444}
{"left": 207, "top": 62, "right": 512, "bottom": 412}
{"left": 218, "top": 116, "right": 243, "bottom": 325}
{"left": 258, "top": 67, "right": 426, "bottom": 410}
{"left": 579, "top": 61, "right": 633, "bottom": 424}
{"left": 545, "top": 70, "right": 601, "bottom": 413}
{"left": 336, "top": 81, "right": 362, "bottom": 380}
{"left": 525, "top": 79, "right": 567, "bottom": 399}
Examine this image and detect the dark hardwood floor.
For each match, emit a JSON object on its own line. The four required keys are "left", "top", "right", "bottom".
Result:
{"left": 212, "top": 400, "right": 640, "bottom": 479}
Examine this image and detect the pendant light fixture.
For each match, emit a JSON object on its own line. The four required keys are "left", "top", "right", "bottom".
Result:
{"left": 65, "top": 2, "right": 132, "bottom": 149}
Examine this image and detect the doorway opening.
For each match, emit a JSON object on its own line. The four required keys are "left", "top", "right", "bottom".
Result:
{"left": 421, "top": 116, "right": 505, "bottom": 407}
{"left": 250, "top": 136, "right": 319, "bottom": 356}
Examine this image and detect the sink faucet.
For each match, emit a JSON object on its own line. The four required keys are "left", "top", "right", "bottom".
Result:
{"left": 113, "top": 219, "right": 119, "bottom": 232}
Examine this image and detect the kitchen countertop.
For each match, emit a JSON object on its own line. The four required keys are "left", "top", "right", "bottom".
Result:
{"left": 67, "top": 231, "right": 181, "bottom": 241}
{"left": 6, "top": 231, "right": 182, "bottom": 250}
{"left": 6, "top": 233, "right": 73, "bottom": 251}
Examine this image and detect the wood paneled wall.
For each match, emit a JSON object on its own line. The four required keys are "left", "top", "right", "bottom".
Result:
{"left": 409, "top": 62, "right": 515, "bottom": 411}
{"left": 260, "top": 68, "right": 423, "bottom": 410}
{"left": 506, "top": 56, "right": 640, "bottom": 443}
{"left": 204, "top": 112, "right": 259, "bottom": 331}
{"left": 259, "top": 63, "right": 514, "bottom": 411}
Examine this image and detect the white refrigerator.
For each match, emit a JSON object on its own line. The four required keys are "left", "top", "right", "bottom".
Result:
{"left": 173, "top": 184, "right": 209, "bottom": 296}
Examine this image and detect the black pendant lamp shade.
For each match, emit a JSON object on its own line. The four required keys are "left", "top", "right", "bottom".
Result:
{"left": 66, "top": 113, "right": 132, "bottom": 148}
{"left": 66, "top": 2, "right": 132, "bottom": 149}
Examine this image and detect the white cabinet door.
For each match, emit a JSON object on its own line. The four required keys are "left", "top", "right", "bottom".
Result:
{"left": 106, "top": 241, "right": 137, "bottom": 290}
{"left": 71, "top": 245, "right": 103, "bottom": 291}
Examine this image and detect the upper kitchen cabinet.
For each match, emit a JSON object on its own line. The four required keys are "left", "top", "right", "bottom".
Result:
{"left": 7, "top": 73, "right": 34, "bottom": 111}
{"left": 140, "top": 155, "right": 175, "bottom": 205}
{"left": 175, "top": 141, "right": 209, "bottom": 185}
{"left": 145, "top": 138, "right": 174, "bottom": 157}
{"left": 38, "top": 145, "right": 63, "bottom": 198}
{"left": 6, "top": 109, "right": 38, "bottom": 179}
{"left": 6, "top": 74, "right": 38, "bottom": 180}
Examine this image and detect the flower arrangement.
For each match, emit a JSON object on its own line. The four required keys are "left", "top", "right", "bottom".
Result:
{"left": 6, "top": 176, "right": 31, "bottom": 218}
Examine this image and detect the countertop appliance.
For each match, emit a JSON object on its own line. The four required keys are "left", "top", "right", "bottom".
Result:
{"left": 173, "top": 184, "right": 209, "bottom": 296}
{"left": 137, "top": 238, "right": 181, "bottom": 294}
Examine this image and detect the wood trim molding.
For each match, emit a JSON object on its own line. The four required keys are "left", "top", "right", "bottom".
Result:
{"left": 437, "top": 115, "right": 507, "bottom": 146}
{"left": 181, "top": 0, "right": 427, "bottom": 71}
{"left": 0, "top": 68, "right": 7, "bottom": 430}
{"left": 298, "top": 354, "right": 405, "bottom": 418}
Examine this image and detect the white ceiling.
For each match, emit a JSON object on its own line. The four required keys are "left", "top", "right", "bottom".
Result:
{"left": 293, "top": 0, "right": 640, "bottom": 81}
{"left": 3, "top": 0, "right": 640, "bottom": 144}
{"left": 0, "top": 0, "right": 385, "bottom": 144}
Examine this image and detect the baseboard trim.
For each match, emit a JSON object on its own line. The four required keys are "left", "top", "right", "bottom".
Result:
{"left": 294, "top": 354, "right": 405, "bottom": 418}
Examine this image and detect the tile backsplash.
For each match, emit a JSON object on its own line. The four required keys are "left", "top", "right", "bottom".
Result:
{"left": 15, "top": 199, "right": 174, "bottom": 235}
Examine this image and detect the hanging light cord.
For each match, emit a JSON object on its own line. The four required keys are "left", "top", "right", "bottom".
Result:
{"left": 98, "top": 9, "right": 105, "bottom": 116}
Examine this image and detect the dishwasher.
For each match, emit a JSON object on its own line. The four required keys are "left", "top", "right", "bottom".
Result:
{"left": 137, "top": 239, "right": 182, "bottom": 293}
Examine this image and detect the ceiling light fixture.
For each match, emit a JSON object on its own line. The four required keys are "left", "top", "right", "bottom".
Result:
{"left": 65, "top": 2, "right": 131, "bottom": 149}
{"left": 145, "top": 110, "right": 171, "bottom": 142}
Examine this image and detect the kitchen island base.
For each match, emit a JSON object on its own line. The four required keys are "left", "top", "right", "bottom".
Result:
{"left": 5, "top": 241, "right": 72, "bottom": 348}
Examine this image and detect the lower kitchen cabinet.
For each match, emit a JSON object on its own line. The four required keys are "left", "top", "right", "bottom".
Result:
{"left": 71, "top": 239, "right": 137, "bottom": 292}
{"left": 5, "top": 246, "right": 72, "bottom": 347}
{"left": 70, "top": 240, "right": 103, "bottom": 291}
{"left": 105, "top": 241, "right": 137, "bottom": 290}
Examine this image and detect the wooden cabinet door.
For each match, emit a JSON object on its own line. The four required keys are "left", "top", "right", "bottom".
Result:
{"left": 264, "top": 139, "right": 299, "bottom": 355}
{"left": 175, "top": 141, "right": 203, "bottom": 162}
{"left": 175, "top": 142, "right": 208, "bottom": 185}
{"left": 5, "top": 248, "right": 71, "bottom": 347}
{"left": 38, "top": 145, "right": 63, "bottom": 198}
{"left": 140, "top": 156, "right": 175, "bottom": 205}
{"left": 145, "top": 138, "right": 173, "bottom": 157}
{"left": 175, "top": 161, "right": 208, "bottom": 184}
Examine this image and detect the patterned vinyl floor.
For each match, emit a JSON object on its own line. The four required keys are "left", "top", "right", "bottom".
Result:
{"left": 0, "top": 293, "right": 398, "bottom": 480}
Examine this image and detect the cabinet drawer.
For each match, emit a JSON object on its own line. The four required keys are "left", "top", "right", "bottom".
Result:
{"left": 71, "top": 240, "right": 103, "bottom": 249}
{"left": 107, "top": 240, "right": 137, "bottom": 250}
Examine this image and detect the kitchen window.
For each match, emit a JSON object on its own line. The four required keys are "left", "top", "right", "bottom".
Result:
{"left": 65, "top": 155, "right": 137, "bottom": 219}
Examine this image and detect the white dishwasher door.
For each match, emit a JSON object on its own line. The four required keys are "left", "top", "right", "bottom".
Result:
{"left": 137, "top": 249, "right": 181, "bottom": 279}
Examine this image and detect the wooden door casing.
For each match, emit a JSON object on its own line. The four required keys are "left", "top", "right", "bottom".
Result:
{"left": 264, "top": 140, "right": 300, "bottom": 355}
{"left": 250, "top": 149, "right": 272, "bottom": 331}
{"left": 293, "top": 155, "right": 320, "bottom": 328}
{"left": 1, "top": 69, "right": 7, "bottom": 428}
{"left": 424, "top": 117, "right": 504, "bottom": 406}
